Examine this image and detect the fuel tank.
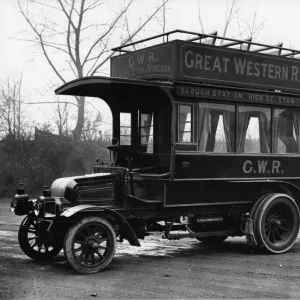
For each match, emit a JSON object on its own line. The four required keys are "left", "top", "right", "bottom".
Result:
{"left": 51, "top": 173, "right": 119, "bottom": 205}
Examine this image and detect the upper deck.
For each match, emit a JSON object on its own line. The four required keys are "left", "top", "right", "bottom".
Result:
{"left": 111, "top": 29, "right": 300, "bottom": 95}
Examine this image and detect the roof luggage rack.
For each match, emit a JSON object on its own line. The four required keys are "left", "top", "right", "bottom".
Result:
{"left": 112, "top": 29, "right": 300, "bottom": 58}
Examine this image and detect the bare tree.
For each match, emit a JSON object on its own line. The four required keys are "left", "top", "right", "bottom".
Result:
{"left": 221, "top": 0, "right": 237, "bottom": 39}
{"left": 17, "top": 0, "right": 170, "bottom": 140}
{"left": 162, "top": 0, "right": 167, "bottom": 42}
{"left": 197, "top": 0, "right": 205, "bottom": 33}
{"left": 197, "top": 0, "right": 265, "bottom": 45}
{"left": 237, "top": 11, "right": 266, "bottom": 41}
{"left": 53, "top": 97, "right": 71, "bottom": 137}
{"left": 81, "top": 109, "right": 103, "bottom": 141}
{"left": 0, "top": 75, "right": 27, "bottom": 139}
{"left": 195, "top": 0, "right": 240, "bottom": 48}
{"left": 197, "top": 0, "right": 237, "bottom": 37}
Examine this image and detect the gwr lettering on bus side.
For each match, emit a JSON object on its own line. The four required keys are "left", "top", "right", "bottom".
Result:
{"left": 243, "top": 160, "right": 283, "bottom": 175}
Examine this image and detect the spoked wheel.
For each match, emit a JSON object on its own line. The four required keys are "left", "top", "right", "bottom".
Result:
{"left": 64, "top": 217, "right": 116, "bottom": 274}
{"left": 253, "top": 193, "right": 300, "bottom": 254}
{"left": 18, "top": 214, "right": 63, "bottom": 260}
{"left": 196, "top": 236, "right": 228, "bottom": 244}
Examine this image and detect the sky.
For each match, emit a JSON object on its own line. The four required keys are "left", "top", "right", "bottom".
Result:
{"left": 1, "top": 0, "right": 300, "bottom": 135}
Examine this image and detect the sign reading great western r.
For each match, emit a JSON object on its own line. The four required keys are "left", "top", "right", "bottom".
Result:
{"left": 180, "top": 43, "right": 300, "bottom": 92}
{"left": 111, "top": 44, "right": 175, "bottom": 80}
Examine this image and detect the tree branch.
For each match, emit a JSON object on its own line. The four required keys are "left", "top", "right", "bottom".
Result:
{"left": 197, "top": 0, "right": 205, "bottom": 33}
{"left": 82, "top": 0, "right": 134, "bottom": 67}
{"left": 17, "top": 0, "right": 67, "bottom": 84}
{"left": 57, "top": 0, "right": 77, "bottom": 70}
{"left": 90, "top": 0, "right": 170, "bottom": 76}
{"left": 20, "top": 101, "right": 78, "bottom": 107}
{"left": 222, "top": 0, "right": 236, "bottom": 38}
{"left": 83, "top": 0, "right": 103, "bottom": 13}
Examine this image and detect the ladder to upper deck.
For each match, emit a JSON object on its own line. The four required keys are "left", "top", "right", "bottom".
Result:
{"left": 112, "top": 29, "right": 300, "bottom": 59}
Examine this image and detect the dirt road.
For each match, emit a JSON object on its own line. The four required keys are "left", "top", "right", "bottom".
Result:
{"left": 1, "top": 199, "right": 300, "bottom": 299}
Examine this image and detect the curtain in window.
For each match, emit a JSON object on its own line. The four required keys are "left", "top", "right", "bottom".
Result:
{"left": 258, "top": 112, "right": 270, "bottom": 153}
{"left": 293, "top": 111, "right": 300, "bottom": 153}
{"left": 199, "top": 107, "right": 210, "bottom": 151}
{"left": 206, "top": 113, "right": 219, "bottom": 151}
{"left": 274, "top": 109, "right": 298, "bottom": 153}
{"left": 273, "top": 114, "right": 281, "bottom": 152}
{"left": 199, "top": 103, "right": 235, "bottom": 152}
{"left": 223, "top": 110, "right": 235, "bottom": 152}
{"left": 237, "top": 112, "right": 250, "bottom": 152}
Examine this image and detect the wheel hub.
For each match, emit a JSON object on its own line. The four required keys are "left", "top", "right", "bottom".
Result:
{"left": 84, "top": 237, "right": 100, "bottom": 253}
{"left": 267, "top": 215, "right": 281, "bottom": 230}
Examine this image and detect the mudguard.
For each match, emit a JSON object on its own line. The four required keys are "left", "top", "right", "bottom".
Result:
{"left": 61, "top": 205, "right": 140, "bottom": 246}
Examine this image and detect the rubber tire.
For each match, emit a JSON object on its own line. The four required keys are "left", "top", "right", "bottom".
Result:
{"left": 253, "top": 193, "right": 300, "bottom": 254}
{"left": 64, "top": 217, "right": 116, "bottom": 274}
{"left": 249, "top": 193, "right": 272, "bottom": 221}
{"left": 18, "top": 215, "right": 63, "bottom": 260}
{"left": 196, "top": 236, "right": 228, "bottom": 244}
{"left": 246, "top": 193, "right": 272, "bottom": 248}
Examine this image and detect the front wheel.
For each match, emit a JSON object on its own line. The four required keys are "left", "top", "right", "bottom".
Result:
{"left": 253, "top": 193, "right": 300, "bottom": 254}
{"left": 64, "top": 217, "right": 116, "bottom": 274}
{"left": 18, "top": 214, "right": 63, "bottom": 260}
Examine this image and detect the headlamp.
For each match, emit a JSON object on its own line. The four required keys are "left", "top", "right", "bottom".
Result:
{"left": 33, "top": 203, "right": 41, "bottom": 216}
{"left": 10, "top": 201, "right": 16, "bottom": 213}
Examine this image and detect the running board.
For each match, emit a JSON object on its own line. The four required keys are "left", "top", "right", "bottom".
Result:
{"left": 162, "top": 229, "right": 240, "bottom": 240}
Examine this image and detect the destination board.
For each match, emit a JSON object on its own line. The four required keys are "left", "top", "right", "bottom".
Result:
{"left": 111, "top": 40, "right": 300, "bottom": 93}
{"left": 111, "top": 43, "right": 175, "bottom": 80}
{"left": 176, "top": 86, "right": 300, "bottom": 107}
{"left": 179, "top": 42, "right": 300, "bottom": 92}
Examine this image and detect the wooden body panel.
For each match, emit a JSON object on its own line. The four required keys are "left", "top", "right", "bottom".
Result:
{"left": 174, "top": 154, "right": 300, "bottom": 179}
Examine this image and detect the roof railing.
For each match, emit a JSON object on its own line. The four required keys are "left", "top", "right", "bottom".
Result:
{"left": 220, "top": 37, "right": 252, "bottom": 49}
{"left": 185, "top": 31, "right": 218, "bottom": 44}
{"left": 111, "top": 29, "right": 300, "bottom": 59}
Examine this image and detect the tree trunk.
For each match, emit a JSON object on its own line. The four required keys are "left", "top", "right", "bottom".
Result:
{"left": 73, "top": 96, "right": 85, "bottom": 140}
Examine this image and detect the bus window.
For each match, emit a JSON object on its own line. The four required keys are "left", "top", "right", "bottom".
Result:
{"left": 120, "top": 112, "right": 131, "bottom": 145}
{"left": 273, "top": 109, "right": 300, "bottom": 153}
{"left": 176, "top": 104, "right": 197, "bottom": 151}
{"left": 178, "top": 105, "right": 193, "bottom": 143}
{"left": 237, "top": 106, "right": 271, "bottom": 153}
{"left": 198, "top": 103, "right": 235, "bottom": 152}
{"left": 140, "top": 112, "right": 154, "bottom": 153}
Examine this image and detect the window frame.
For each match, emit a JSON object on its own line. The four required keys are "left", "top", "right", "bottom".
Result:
{"left": 119, "top": 112, "right": 132, "bottom": 145}
{"left": 198, "top": 101, "right": 236, "bottom": 154}
{"left": 139, "top": 110, "right": 154, "bottom": 154}
{"left": 175, "top": 102, "right": 198, "bottom": 151}
{"left": 272, "top": 107, "right": 300, "bottom": 154}
{"left": 175, "top": 99, "right": 300, "bottom": 155}
{"left": 237, "top": 105, "right": 272, "bottom": 154}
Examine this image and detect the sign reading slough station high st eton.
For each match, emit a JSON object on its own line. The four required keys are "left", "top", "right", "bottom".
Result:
{"left": 111, "top": 40, "right": 300, "bottom": 93}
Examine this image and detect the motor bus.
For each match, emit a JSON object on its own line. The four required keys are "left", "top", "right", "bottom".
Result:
{"left": 11, "top": 30, "right": 300, "bottom": 274}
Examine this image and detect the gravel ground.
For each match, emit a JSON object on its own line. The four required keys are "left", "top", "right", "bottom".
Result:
{"left": 1, "top": 198, "right": 300, "bottom": 299}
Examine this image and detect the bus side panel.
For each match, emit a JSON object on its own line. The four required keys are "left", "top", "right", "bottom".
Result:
{"left": 134, "top": 154, "right": 170, "bottom": 172}
{"left": 165, "top": 180, "right": 258, "bottom": 206}
{"left": 174, "top": 154, "right": 299, "bottom": 179}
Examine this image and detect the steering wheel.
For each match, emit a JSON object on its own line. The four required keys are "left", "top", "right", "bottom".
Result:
{"left": 107, "top": 137, "right": 121, "bottom": 152}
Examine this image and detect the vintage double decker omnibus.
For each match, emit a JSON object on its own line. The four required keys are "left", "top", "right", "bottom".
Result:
{"left": 11, "top": 30, "right": 300, "bottom": 274}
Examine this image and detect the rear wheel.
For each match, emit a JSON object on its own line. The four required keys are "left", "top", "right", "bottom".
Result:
{"left": 18, "top": 214, "right": 63, "bottom": 260}
{"left": 64, "top": 217, "right": 116, "bottom": 274}
{"left": 253, "top": 193, "right": 300, "bottom": 254}
{"left": 196, "top": 236, "right": 228, "bottom": 244}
